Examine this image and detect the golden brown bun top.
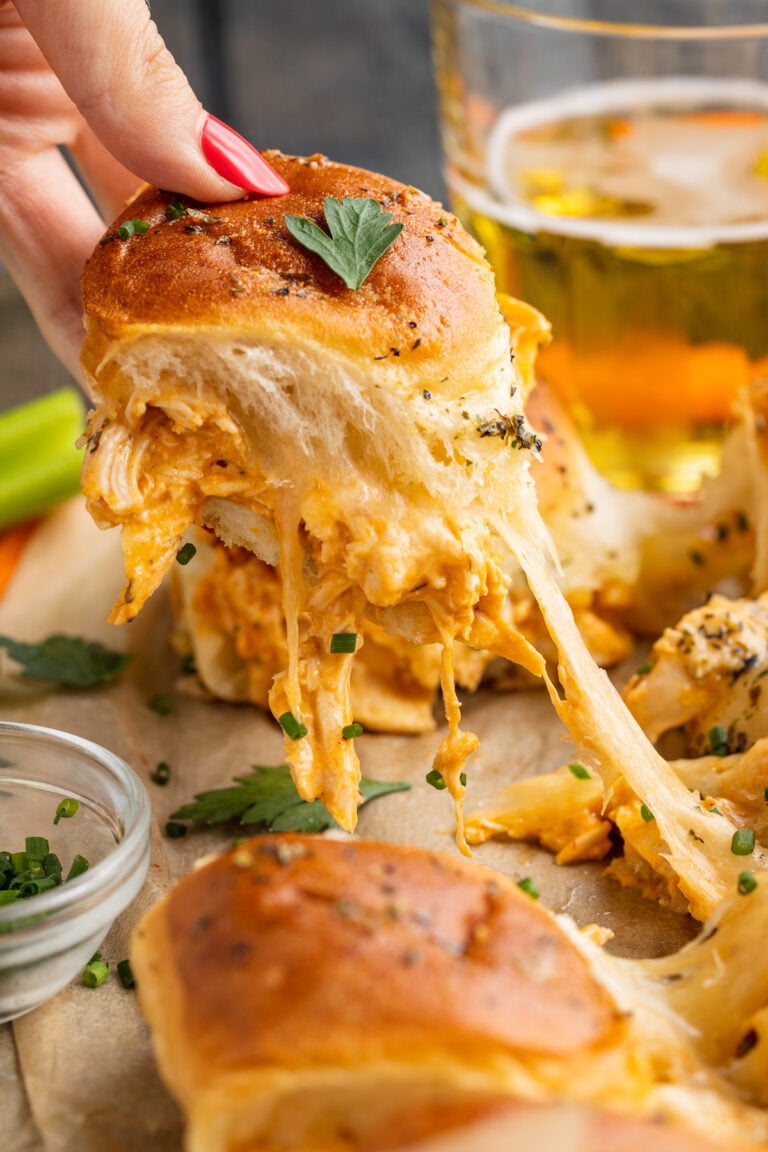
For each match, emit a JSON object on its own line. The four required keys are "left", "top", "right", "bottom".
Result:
{"left": 132, "top": 834, "right": 620, "bottom": 1076}
{"left": 81, "top": 151, "right": 504, "bottom": 383}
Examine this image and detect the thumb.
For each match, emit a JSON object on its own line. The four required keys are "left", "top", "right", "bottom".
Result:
{"left": 13, "top": 0, "right": 288, "bottom": 201}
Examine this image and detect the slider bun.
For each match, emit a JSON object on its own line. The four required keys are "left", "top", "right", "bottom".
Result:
{"left": 80, "top": 151, "right": 508, "bottom": 405}
{"left": 131, "top": 834, "right": 624, "bottom": 1152}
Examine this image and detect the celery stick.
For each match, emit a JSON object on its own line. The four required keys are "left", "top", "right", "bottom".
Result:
{"left": 0, "top": 388, "right": 86, "bottom": 530}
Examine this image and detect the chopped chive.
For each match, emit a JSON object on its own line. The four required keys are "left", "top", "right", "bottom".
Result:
{"left": 568, "top": 763, "right": 590, "bottom": 780}
{"left": 25, "top": 836, "right": 49, "bottom": 862}
{"left": 82, "top": 959, "right": 110, "bottom": 988}
{"left": 117, "top": 959, "right": 136, "bottom": 989}
{"left": 10, "top": 851, "right": 27, "bottom": 874}
{"left": 425, "top": 768, "right": 447, "bottom": 790}
{"left": 42, "top": 853, "right": 62, "bottom": 879}
{"left": 0, "top": 890, "right": 19, "bottom": 905}
{"left": 17, "top": 876, "right": 57, "bottom": 897}
{"left": 330, "top": 632, "right": 357, "bottom": 654}
{"left": 634, "top": 662, "right": 653, "bottom": 676}
{"left": 165, "top": 821, "right": 188, "bottom": 838}
{"left": 517, "top": 877, "right": 540, "bottom": 899}
{"left": 708, "top": 725, "right": 729, "bottom": 757}
{"left": 738, "top": 871, "right": 758, "bottom": 895}
{"left": 731, "top": 828, "right": 756, "bottom": 856}
{"left": 54, "top": 797, "right": 79, "bottom": 824}
{"left": 117, "top": 218, "right": 150, "bottom": 239}
{"left": 640, "top": 803, "right": 655, "bottom": 823}
{"left": 150, "top": 761, "right": 172, "bottom": 786}
{"left": 166, "top": 201, "right": 188, "bottom": 221}
{"left": 149, "top": 692, "right": 174, "bottom": 715}
{"left": 278, "top": 711, "right": 308, "bottom": 740}
{"left": 342, "top": 722, "right": 364, "bottom": 739}
{"left": 175, "top": 542, "right": 197, "bottom": 566}
{"left": 66, "top": 854, "right": 90, "bottom": 881}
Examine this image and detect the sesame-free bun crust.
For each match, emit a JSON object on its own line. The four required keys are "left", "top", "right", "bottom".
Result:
{"left": 80, "top": 151, "right": 502, "bottom": 399}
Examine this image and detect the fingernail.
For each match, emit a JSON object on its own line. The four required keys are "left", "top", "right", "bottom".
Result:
{"left": 201, "top": 115, "right": 289, "bottom": 196}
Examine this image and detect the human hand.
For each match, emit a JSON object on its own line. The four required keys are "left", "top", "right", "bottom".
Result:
{"left": 0, "top": 0, "right": 288, "bottom": 378}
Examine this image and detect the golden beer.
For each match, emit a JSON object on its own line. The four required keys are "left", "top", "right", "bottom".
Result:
{"left": 445, "top": 79, "right": 768, "bottom": 492}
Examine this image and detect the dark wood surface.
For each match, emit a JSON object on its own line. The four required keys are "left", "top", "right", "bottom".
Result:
{"left": 0, "top": 1, "right": 442, "bottom": 410}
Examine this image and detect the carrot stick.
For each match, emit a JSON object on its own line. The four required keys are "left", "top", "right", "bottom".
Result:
{"left": 0, "top": 520, "right": 37, "bottom": 600}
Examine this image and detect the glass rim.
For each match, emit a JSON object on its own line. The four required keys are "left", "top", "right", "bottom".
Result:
{"left": 443, "top": 0, "right": 768, "bottom": 40}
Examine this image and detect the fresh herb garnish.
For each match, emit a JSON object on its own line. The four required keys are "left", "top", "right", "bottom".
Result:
{"left": 82, "top": 957, "right": 110, "bottom": 987}
{"left": 731, "top": 828, "right": 756, "bottom": 856}
{"left": 517, "top": 877, "right": 540, "bottom": 899}
{"left": 738, "top": 871, "right": 758, "bottom": 895}
{"left": 170, "top": 763, "right": 409, "bottom": 835}
{"left": 425, "top": 768, "right": 466, "bottom": 790}
{"left": 117, "top": 958, "right": 136, "bottom": 989}
{"left": 640, "top": 803, "right": 655, "bottom": 823}
{"left": 342, "top": 722, "right": 364, "bottom": 740}
{"left": 284, "top": 197, "right": 403, "bottom": 290}
{"left": 149, "top": 692, "right": 174, "bottom": 715}
{"left": 118, "top": 219, "right": 150, "bottom": 239}
{"left": 150, "top": 761, "right": 171, "bottom": 786}
{"left": 166, "top": 201, "right": 188, "bottom": 221}
{"left": 330, "top": 632, "right": 357, "bottom": 654}
{"left": 0, "top": 634, "right": 132, "bottom": 688}
{"left": 568, "top": 762, "right": 590, "bottom": 780}
{"left": 708, "top": 724, "right": 730, "bottom": 757}
{"left": 54, "top": 797, "right": 79, "bottom": 824}
{"left": 164, "top": 821, "right": 187, "bottom": 839}
{"left": 0, "top": 835, "right": 89, "bottom": 902}
{"left": 175, "top": 542, "right": 197, "bottom": 566}
{"left": 278, "top": 711, "right": 308, "bottom": 740}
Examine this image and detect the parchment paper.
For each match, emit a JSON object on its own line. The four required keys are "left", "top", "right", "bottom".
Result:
{"left": 0, "top": 499, "right": 697, "bottom": 1151}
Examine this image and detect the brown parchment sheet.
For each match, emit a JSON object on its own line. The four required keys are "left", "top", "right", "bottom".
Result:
{"left": 0, "top": 498, "right": 697, "bottom": 1152}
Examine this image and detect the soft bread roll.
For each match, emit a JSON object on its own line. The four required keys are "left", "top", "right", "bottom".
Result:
{"left": 79, "top": 152, "right": 548, "bottom": 834}
{"left": 130, "top": 835, "right": 754, "bottom": 1152}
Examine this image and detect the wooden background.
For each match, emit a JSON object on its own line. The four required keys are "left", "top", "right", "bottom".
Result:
{"left": 0, "top": 0, "right": 442, "bottom": 409}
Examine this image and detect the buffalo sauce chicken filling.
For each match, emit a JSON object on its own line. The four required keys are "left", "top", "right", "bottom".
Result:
{"left": 81, "top": 371, "right": 545, "bottom": 841}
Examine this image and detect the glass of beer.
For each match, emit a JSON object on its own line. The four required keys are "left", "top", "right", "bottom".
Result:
{"left": 429, "top": 1, "right": 768, "bottom": 493}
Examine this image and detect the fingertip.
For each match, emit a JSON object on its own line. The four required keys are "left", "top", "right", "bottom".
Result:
{"left": 200, "top": 115, "right": 290, "bottom": 198}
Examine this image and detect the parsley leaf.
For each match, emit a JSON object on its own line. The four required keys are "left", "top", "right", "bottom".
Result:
{"left": 0, "top": 634, "right": 133, "bottom": 688}
{"left": 171, "top": 764, "right": 410, "bottom": 834}
{"left": 284, "top": 197, "right": 403, "bottom": 290}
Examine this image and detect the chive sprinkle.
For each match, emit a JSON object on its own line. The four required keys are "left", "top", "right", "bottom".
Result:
{"left": 731, "top": 828, "right": 756, "bottom": 856}
{"left": 517, "top": 877, "right": 540, "bottom": 899}
{"left": 738, "top": 871, "right": 758, "bottom": 895}
{"left": 330, "top": 632, "right": 357, "bottom": 654}
{"left": 53, "top": 797, "right": 79, "bottom": 825}
{"left": 425, "top": 769, "right": 447, "bottom": 790}
{"left": 149, "top": 692, "right": 174, "bottom": 715}
{"left": 278, "top": 712, "right": 308, "bottom": 740}
{"left": 342, "top": 723, "right": 364, "bottom": 739}
{"left": 82, "top": 959, "right": 110, "bottom": 988}
{"left": 640, "top": 803, "right": 655, "bottom": 823}
{"left": 66, "top": 854, "right": 90, "bottom": 881}
{"left": 150, "top": 761, "right": 172, "bottom": 786}
{"left": 117, "top": 959, "right": 136, "bottom": 989}
{"left": 568, "top": 763, "right": 590, "bottom": 780}
{"left": 708, "top": 725, "right": 729, "bottom": 757}
{"left": 165, "top": 821, "right": 188, "bottom": 839}
{"left": 117, "top": 219, "right": 150, "bottom": 239}
{"left": 166, "top": 201, "right": 188, "bottom": 221}
{"left": 25, "top": 837, "right": 49, "bottom": 862}
{"left": 634, "top": 662, "right": 653, "bottom": 676}
{"left": 175, "top": 542, "right": 197, "bottom": 566}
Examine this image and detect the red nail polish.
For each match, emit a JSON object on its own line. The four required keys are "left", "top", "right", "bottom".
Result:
{"left": 201, "top": 115, "right": 289, "bottom": 196}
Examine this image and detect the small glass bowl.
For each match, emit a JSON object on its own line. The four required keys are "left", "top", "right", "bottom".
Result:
{"left": 0, "top": 721, "right": 151, "bottom": 1021}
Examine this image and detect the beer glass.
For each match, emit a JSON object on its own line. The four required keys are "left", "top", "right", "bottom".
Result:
{"left": 430, "top": 1, "right": 768, "bottom": 492}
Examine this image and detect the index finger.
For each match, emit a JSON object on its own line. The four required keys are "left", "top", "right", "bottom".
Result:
{"left": 13, "top": 0, "right": 287, "bottom": 201}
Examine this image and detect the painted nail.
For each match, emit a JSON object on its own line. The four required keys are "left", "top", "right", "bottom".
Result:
{"left": 201, "top": 115, "right": 289, "bottom": 196}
